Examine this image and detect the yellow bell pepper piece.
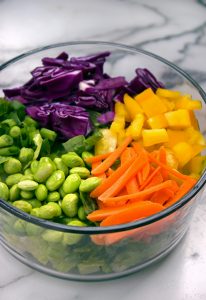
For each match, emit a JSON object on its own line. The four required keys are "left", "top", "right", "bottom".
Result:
{"left": 164, "top": 109, "right": 191, "bottom": 129}
{"left": 135, "top": 88, "right": 167, "bottom": 118}
{"left": 172, "top": 142, "right": 193, "bottom": 168}
{"left": 185, "top": 127, "right": 206, "bottom": 145}
{"left": 115, "top": 102, "right": 131, "bottom": 122}
{"left": 156, "top": 88, "right": 181, "bottom": 98}
{"left": 189, "top": 111, "right": 199, "bottom": 130}
{"left": 159, "top": 97, "right": 175, "bottom": 111}
{"left": 142, "top": 129, "right": 169, "bottom": 147}
{"left": 165, "top": 148, "right": 179, "bottom": 169}
{"left": 174, "top": 96, "right": 202, "bottom": 110}
{"left": 147, "top": 114, "right": 168, "bottom": 129}
{"left": 187, "top": 155, "right": 206, "bottom": 175}
{"left": 117, "top": 130, "right": 127, "bottom": 146}
{"left": 123, "top": 93, "right": 143, "bottom": 120}
{"left": 126, "top": 113, "right": 145, "bottom": 140}
{"left": 166, "top": 129, "right": 188, "bottom": 148}
{"left": 110, "top": 116, "right": 125, "bottom": 134}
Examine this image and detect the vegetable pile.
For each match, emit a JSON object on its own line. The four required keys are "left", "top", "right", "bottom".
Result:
{"left": 1, "top": 50, "right": 206, "bottom": 237}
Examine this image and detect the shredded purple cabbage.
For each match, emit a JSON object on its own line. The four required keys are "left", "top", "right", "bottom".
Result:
{"left": 3, "top": 51, "right": 164, "bottom": 139}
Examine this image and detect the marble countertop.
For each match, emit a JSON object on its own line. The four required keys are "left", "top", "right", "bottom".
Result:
{"left": 1, "top": 0, "right": 206, "bottom": 299}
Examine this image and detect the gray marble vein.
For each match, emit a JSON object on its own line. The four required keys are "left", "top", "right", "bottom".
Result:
{"left": 0, "top": 0, "right": 206, "bottom": 299}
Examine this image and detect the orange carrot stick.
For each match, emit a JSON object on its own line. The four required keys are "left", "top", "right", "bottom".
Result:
{"left": 149, "top": 154, "right": 193, "bottom": 181}
{"left": 140, "top": 166, "right": 161, "bottom": 190}
{"left": 91, "top": 136, "right": 132, "bottom": 175}
{"left": 99, "top": 152, "right": 148, "bottom": 200}
{"left": 164, "top": 178, "right": 197, "bottom": 207}
{"left": 150, "top": 188, "right": 174, "bottom": 205}
{"left": 91, "top": 161, "right": 106, "bottom": 179}
{"left": 107, "top": 168, "right": 114, "bottom": 177}
{"left": 158, "top": 147, "right": 168, "bottom": 180}
{"left": 100, "top": 201, "right": 164, "bottom": 226}
{"left": 100, "top": 180, "right": 175, "bottom": 203}
{"left": 90, "top": 157, "right": 134, "bottom": 198}
{"left": 85, "top": 152, "right": 112, "bottom": 163}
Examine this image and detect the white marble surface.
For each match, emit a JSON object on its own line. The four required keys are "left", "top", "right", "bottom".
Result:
{"left": 0, "top": 0, "right": 206, "bottom": 299}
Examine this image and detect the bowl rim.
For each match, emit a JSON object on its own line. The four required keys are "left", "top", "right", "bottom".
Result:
{"left": 0, "top": 40, "right": 206, "bottom": 234}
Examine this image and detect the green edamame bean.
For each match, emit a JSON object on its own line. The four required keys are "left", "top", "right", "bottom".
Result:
{"left": 47, "top": 191, "right": 60, "bottom": 202}
{"left": 13, "top": 219, "right": 26, "bottom": 234}
{"left": 20, "top": 190, "right": 34, "bottom": 200}
{"left": 69, "top": 167, "right": 90, "bottom": 179}
{"left": 30, "top": 160, "right": 39, "bottom": 174}
{"left": 9, "top": 184, "right": 20, "bottom": 201}
{"left": 40, "top": 128, "right": 57, "bottom": 142}
{"left": 63, "top": 220, "right": 87, "bottom": 245}
{"left": 62, "top": 174, "right": 81, "bottom": 194}
{"left": 79, "top": 177, "right": 102, "bottom": 193}
{"left": 0, "top": 182, "right": 9, "bottom": 201}
{"left": 35, "top": 184, "right": 48, "bottom": 201}
{"left": 19, "top": 147, "right": 34, "bottom": 164}
{"left": 78, "top": 206, "right": 87, "bottom": 221}
{"left": 20, "top": 174, "right": 34, "bottom": 181}
{"left": 61, "top": 194, "right": 79, "bottom": 217}
{"left": 82, "top": 151, "right": 93, "bottom": 167}
{"left": 2, "top": 119, "right": 16, "bottom": 127}
{"left": 33, "top": 157, "right": 56, "bottom": 183}
{"left": 24, "top": 168, "right": 32, "bottom": 175}
{"left": 42, "top": 230, "right": 63, "bottom": 243}
{"left": 26, "top": 199, "right": 42, "bottom": 208}
{"left": 31, "top": 202, "right": 61, "bottom": 219}
{"left": 54, "top": 158, "right": 69, "bottom": 176}
{"left": 25, "top": 223, "right": 43, "bottom": 235}
{"left": 46, "top": 170, "right": 65, "bottom": 191}
{"left": 4, "top": 158, "right": 22, "bottom": 174}
{"left": 58, "top": 186, "right": 66, "bottom": 198}
{"left": 9, "top": 126, "right": 21, "bottom": 138}
{"left": 5, "top": 173, "right": 23, "bottom": 186}
{"left": 0, "top": 146, "right": 19, "bottom": 156}
{"left": 18, "top": 180, "right": 38, "bottom": 191}
{"left": 0, "top": 134, "right": 13, "bottom": 148}
{"left": 13, "top": 200, "right": 32, "bottom": 213}
{"left": 23, "top": 116, "right": 39, "bottom": 128}
{"left": 61, "top": 152, "right": 85, "bottom": 168}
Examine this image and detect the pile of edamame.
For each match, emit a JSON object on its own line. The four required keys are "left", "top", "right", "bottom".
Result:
{"left": 0, "top": 99, "right": 101, "bottom": 227}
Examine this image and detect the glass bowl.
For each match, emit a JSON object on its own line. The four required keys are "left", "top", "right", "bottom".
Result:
{"left": 0, "top": 41, "right": 206, "bottom": 281}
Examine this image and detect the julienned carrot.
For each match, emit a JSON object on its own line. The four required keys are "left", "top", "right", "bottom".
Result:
{"left": 164, "top": 178, "right": 197, "bottom": 207}
{"left": 91, "top": 136, "right": 132, "bottom": 175}
{"left": 120, "top": 147, "right": 139, "bottom": 195}
{"left": 150, "top": 188, "right": 174, "bottom": 205}
{"left": 87, "top": 201, "right": 157, "bottom": 222}
{"left": 149, "top": 154, "right": 193, "bottom": 181}
{"left": 85, "top": 152, "right": 112, "bottom": 163}
{"left": 100, "top": 180, "right": 175, "bottom": 203}
{"left": 90, "top": 157, "right": 134, "bottom": 198}
{"left": 144, "top": 171, "right": 163, "bottom": 189}
{"left": 140, "top": 166, "right": 161, "bottom": 190}
{"left": 100, "top": 201, "right": 164, "bottom": 226}
{"left": 99, "top": 152, "right": 148, "bottom": 200}
{"left": 91, "top": 161, "right": 106, "bottom": 179}
{"left": 159, "top": 147, "right": 168, "bottom": 180}
{"left": 107, "top": 168, "right": 114, "bottom": 177}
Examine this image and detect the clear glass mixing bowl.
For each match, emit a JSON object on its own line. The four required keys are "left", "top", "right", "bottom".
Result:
{"left": 0, "top": 41, "right": 206, "bottom": 281}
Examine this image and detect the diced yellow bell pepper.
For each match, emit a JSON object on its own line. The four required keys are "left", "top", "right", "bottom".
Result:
{"left": 165, "top": 148, "right": 179, "bottom": 169}
{"left": 110, "top": 116, "right": 125, "bottom": 134}
{"left": 174, "top": 96, "right": 202, "bottom": 110}
{"left": 115, "top": 102, "right": 131, "bottom": 122}
{"left": 166, "top": 129, "right": 188, "bottom": 148}
{"left": 135, "top": 88, "right": 167, "bottom": 118}
{"left": 125, "top": 113, "right": 144, "bottom": 140}
{"left": 172, "top": 142, "right": 193, "bottom": 168}
{"left": 117, "top": 130, "right": 127, "bottom": 146}
{"left": 142, "top": 129, "right": 169, "bottom": 147}
{"left": 159, "top": 97, "right": 175, "bottom": 111}
{"left": 187, "top": 155, "right": 206, "bottom": 174}
{"left": 147, "top": 114, "right": 168, "bottom": 129}
{"left": 123, "top": 93, "right": 143, "bottom": 120}
{"left": 192, "top": 144, "right": 206, "bottom": 157}
{"left": 164, "top": 109, "right": 191, "bottom": 129}
{"left": 189, "top": 111, "right": 199, "bottom": 130}
{"left": 185, "top": 127, "right": 206, "bottom": 145}
{"left": 156, "top": 88, "right": 181, "bottom": 98}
